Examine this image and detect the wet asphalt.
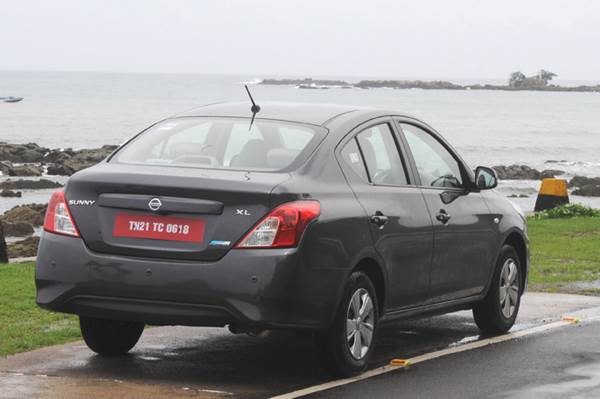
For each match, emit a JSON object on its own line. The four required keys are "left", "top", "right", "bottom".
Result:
{"left": 307, "top": 318, "right": 600, "bottom": 399}
{"left": 1, "top": 293, "right": 600, "bottom": 399}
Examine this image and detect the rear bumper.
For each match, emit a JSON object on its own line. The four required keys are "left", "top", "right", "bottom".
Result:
{"left": 35, "top": 232, "right": 345, "bottom": 330}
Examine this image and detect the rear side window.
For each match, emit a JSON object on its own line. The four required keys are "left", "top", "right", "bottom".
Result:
{"left": 340, "top": 138, "right": 368, "bottom": 181}
{"left": 114, "top": 117, "right": 323, "bottom": 171}
{"left": 356, "top": 124, "right": 408, "bottom": 186}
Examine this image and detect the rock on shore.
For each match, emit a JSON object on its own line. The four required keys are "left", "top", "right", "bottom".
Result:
{"left": 569, "top": 176, "right": 600, "bottom": 197}
{"left": 540, "top": 169, "right": 565, "bottom": 179}
{"left": 2, "top": 221, "right": 34, "bottom": 237}
{"left": 493, "top": 165, "right": 542, "bottom": 180}
{"left": 7, "top": 236, "right": 39, "bottom": 259}
{"left": 1, "top": 204, "right": 47, "bottom": 227}
{"left": 0, "top": 179, "right": 63, "bottom": 190}
{"left": 0, "top": 189, "right": 22, "bottom": 197}
{"left": 0, "top": 204, "right": 48, "bottom": 259}
{"left": 0, "top": 142, "right": 118, "bottom": 176}
{"left": 492, "top": 165, "right": 566, "bottom": 181}
{"left": 46, "top": 145, "right": 118, "bottom": 176}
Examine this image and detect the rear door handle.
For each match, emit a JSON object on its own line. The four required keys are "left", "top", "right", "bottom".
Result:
{"left": 436, "top": 209, "right": 451, "bottom": 224}
{"left": 370, "top": 211, "right": 389, "bottom": 229}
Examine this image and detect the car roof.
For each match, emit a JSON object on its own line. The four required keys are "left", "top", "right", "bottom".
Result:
{"left": 176, "top": 101, "right": 391, "bottom": 126}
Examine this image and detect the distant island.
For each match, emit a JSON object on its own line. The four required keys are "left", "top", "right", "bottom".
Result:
{"left": 260, "top": 70, "right": 600, "bottom": 92}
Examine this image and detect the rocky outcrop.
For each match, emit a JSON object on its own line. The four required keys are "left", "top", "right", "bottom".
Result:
{"left": 492, "top": 165, "right": 541, "bottom": 180}
{"left": 0, "top": 189, "right": 22, "bottom": 197}
{"left": 354, "top": 80, "right": 463, "bottom": 90}
{"left": 0, "top": 179, "right": 62, "bottom": 190}
{"left": 540, "top": 169, "right": 565, "bottom": 179}
{"left": 0, "top": 142, "right": 48, "bottom": 163}
{"left": 0, "top": 161, "right": 12, "bottom": 175}
{"left": 46, "top": 145, "right": 118, "bottom": 176}
{"left": 8, "top": 164, "right": 43, "bottom": 176}
{"left": 0, "top": 160, "right": 43, "bottom": 176}
{"left": 259, "top": 75, "right": 600, "bottom": 92}
{"left": 2, "top": 221, "right": 34, "bottom": 237}
{"left": 568, "top": 176, "right": 600, "bottom": 197}
{"left": 569, "top": 176, "right": 600, "bottom": 188}
{"left": 1, "top": 204, "right": 47, "bottom": 227}
{"left": 7, "top": 236, "right": 39, "bottom": 259}
{"left": 572, "top": 185, "right": 600, "bottom": 197}
{"left": 0, "top": 143, "right": 118, "bottom": 176}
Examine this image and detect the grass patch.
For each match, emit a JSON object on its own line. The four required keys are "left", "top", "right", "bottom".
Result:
{"left": 528, "top": 216, "right": 600, "bottom": 290}
{"left": 0, "top": 262, "right": 80, "bottom": 356}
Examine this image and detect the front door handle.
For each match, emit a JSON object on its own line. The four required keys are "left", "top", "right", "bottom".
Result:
{"left": 370, "top": 211, "right": 389, "bottom": 229}
{"left": 436, "top": 209, "right": 451, "bottom": 224}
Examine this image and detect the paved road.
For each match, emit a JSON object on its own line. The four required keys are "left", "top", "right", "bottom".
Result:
{"left": 1, "top": 293, "right": 599, "bottom": 399}
{"left": 307, "top": 318, "right": 600, "bottom": 399}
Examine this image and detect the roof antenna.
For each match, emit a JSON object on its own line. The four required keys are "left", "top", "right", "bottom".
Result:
{"left": 245, "top": 84, "right": 261, "bottom": 131}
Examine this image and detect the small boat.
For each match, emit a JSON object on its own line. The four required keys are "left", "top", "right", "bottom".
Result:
{"left": 1, "top": 96, "right": 24, "bottom": 103}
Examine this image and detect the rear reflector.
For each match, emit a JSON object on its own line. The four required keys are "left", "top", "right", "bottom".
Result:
{"left": 235, "top": 201, "right": 320, "bottom": 248}
{"left": 43, "top": 190, "right": 80, "bottom": 237}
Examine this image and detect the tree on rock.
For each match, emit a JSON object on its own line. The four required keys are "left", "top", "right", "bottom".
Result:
{"left": 509, "top": 71, "right": 526, "bottom": 87}
{"left": 537, "top": 70, "right": 557, "bottom": 85}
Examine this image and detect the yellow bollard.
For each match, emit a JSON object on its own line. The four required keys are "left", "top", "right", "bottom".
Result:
{"left": 534, "top": 178, "right": 569, "bottom": 212}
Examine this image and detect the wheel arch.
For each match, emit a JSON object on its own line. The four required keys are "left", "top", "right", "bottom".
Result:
{"left": 352, "top": 257, "right": 387, "bottom": 316}
{"left": 502, "top": 231, "right": 529, "bottom": 292}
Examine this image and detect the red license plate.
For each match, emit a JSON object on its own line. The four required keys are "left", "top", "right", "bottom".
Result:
{"left": 113, "top": 213, "right": 205, "bottom": 242}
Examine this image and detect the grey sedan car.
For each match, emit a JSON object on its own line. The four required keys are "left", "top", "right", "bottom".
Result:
{"left": 36, "top": 102, "right": 528, "bottom": 376}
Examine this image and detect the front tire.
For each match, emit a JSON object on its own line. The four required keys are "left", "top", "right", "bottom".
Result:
{"left": 80, "top": 316, "right": 144, "bottom": 356}
{"left": 320, "top": 272, "right": 379, "bottom": 377}
{"left": 473, "top": 245, "right": 522, "bottom": 334}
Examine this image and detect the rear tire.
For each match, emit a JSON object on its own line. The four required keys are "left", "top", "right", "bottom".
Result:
{"left": 80, "top": 316, "right": 144, "bottom": 356}
{"left": 319, "top": 272, "right": 379, "bottom": 377}
{"left": 473, "top": 245, "right": 522, "bottom": 334}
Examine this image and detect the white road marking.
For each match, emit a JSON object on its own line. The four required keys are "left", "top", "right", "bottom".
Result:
{"left": 270, "top": 318, "right": 585, "bottom": 399}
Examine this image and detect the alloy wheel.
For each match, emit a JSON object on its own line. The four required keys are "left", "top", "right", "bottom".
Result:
{"left": 499, "top": 258, "right": 520, "bottom": 319}
{"left": 346, "top": 288, "right": 375, "bottom": 360}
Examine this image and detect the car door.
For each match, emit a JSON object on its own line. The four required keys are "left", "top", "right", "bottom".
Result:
{"left": 337, "top": 119, "right": 434, "bottom": 310}
{"left": 396, "top": 120, "right": 496, "bottom": 303}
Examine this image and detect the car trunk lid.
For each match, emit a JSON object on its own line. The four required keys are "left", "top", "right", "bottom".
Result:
{"left": 65, "top": 163, "right": 289, "bottom": 261}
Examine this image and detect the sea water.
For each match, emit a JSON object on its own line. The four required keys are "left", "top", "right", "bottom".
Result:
{"left": 1, "top": 70, "right": 599, "bottom": 212}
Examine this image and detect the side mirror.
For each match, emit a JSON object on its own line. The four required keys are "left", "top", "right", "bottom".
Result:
{"left": 475, "top": 166, "right": 498, "bottom": 190}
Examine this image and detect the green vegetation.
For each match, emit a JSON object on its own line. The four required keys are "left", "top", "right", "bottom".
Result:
{"left": 531, "top": 203, "right": 600, "bottom": 220}
{"left": 0, "top": 262, "right": 80, "bottom": 356}
{"left": 1, "top": 210, "right": 599, "bottom": 355}
{"left": 528, "top": 213, "right": 600, "bottom": 293}
{"left": 509, "top": 69, "right": 557, "bottom": 88}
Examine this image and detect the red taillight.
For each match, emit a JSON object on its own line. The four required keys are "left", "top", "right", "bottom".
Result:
{"left": 43, "top": 190, "right": 80, "bottom": 237}
{"left": 235, "top": 201, "right": 320, "bottom": 249}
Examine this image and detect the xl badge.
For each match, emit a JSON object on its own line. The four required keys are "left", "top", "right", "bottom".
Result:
{"left": 236, "top": 209, "right": 251, "bottom": 216}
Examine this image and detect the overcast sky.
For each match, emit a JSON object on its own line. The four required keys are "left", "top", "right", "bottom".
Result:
{"left": 1, "top": 0, "right": 599, "bottom": 80}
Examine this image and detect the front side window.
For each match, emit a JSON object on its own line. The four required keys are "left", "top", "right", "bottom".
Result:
{"left": 400, "top": 123, "right": 463, "bottom": 188}
{"left": 114, "top": 117, "right": 322, "bottom": 171}
{"left": 356, "top": 124, "right": 408, "bottom": 186}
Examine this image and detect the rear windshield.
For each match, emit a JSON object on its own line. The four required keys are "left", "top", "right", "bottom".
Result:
{"left": 113, "top": 117, "right": 323, "bottom": 171}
